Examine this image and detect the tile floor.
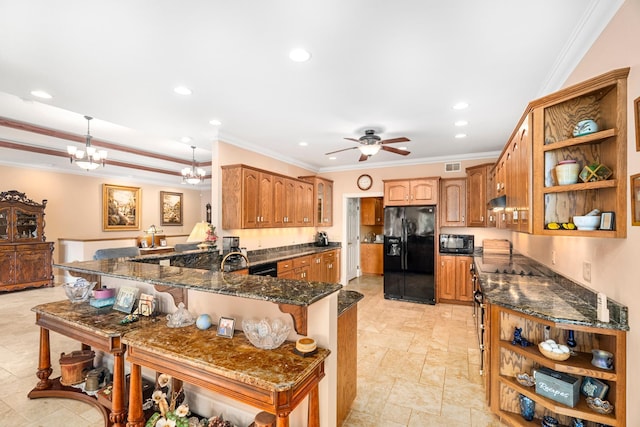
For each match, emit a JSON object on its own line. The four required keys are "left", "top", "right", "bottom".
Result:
{"left": 0, "top": 276, "right": 504, "bottom": 427}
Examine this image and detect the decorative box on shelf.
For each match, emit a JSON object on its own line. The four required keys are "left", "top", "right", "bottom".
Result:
{"left": 579, "top": 163, "right": 612, "bottom": 182}
{"left": 534, "top": 367, "right": 581, "bottom": 407}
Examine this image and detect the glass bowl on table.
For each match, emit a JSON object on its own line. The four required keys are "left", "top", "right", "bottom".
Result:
{"left": 63, "top": 278, "right": 96, "bottom": 303}
{"left": 242, "top": 318, "right": 291, "bottom": 350}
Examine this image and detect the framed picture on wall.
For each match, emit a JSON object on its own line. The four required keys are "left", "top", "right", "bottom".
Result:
{"left": 103, "top": 184, "right": 141, "bottom": 231}
{"left": 160, "top": 191, "right": 183, "bottom": 226}
{"left": 632, "top": 173, "right": 640, "bottom": 226}
{"left": 635, "top": 96, "right": 640, "bottom": 152}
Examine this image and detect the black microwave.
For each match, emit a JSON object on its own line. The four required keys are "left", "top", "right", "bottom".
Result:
{"left": 439, "top": 234, "right": 474, "bottom": 254}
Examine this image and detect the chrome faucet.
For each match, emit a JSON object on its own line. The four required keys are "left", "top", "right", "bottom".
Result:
{"left": 220, "top": 251, "right": 250, "bottom": 272}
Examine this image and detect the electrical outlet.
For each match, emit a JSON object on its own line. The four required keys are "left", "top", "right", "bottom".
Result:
{"left": 551, "top": 251, "right": 556, "bottom": 265}
{"left": 583, "top": 261, "right": 591, "bottom": 282}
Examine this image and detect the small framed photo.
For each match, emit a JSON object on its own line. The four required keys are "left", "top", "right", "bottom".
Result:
{"left": 134, "top": 293, "right": 156, "bottom": 316}
{"left": 160, "top": 239, "right": 167, "bottom": 247}
{"left": 217, "top": 317, "right": 235, "bottom": 338}
{"left": 140, "top": 240, "right": 148, "bottom": 248}
{"left": 113, "top": 286, "right": 140, "bottom": 313}
{"left": 600, "top": 211, "right": 615, "bottom": 231}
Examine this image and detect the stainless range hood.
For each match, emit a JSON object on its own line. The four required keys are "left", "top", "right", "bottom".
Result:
{"left": 487, "top": 195, "right": 506, "bottom": 210}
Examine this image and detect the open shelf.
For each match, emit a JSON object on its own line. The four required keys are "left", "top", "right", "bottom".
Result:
{"left": 499, "top": 375, "right": 618, "bottom": 426}
{"left": 500, "top": 340, "right": 617, "bottom": 381}
{"left": 541, "top": 128, "right": 616, "bottom": 151}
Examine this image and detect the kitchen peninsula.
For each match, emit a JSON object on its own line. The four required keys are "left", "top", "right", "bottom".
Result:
{"left": 49, "top": 252, "right": 347, "bottom": 427}
{"left": 474, "top": 252, "right": 629, "bottom": 426}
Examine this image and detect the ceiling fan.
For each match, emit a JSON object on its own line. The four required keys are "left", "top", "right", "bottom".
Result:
{"left": 325, "top": 129, "right": 410, "bottom": 161}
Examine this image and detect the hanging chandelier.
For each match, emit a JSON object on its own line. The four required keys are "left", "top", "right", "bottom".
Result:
{"left": 182, "top": 145, "right": 206, "bottom": 184}
{"left": 67, "top": 116, "right": 107, "bottom": 171}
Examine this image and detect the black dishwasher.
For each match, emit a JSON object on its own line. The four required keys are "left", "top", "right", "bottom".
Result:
{"left": 249, "top": 262, "right": 278, "bottom": 277}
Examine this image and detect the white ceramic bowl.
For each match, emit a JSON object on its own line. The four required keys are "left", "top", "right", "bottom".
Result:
{"left": 573, "top": 215, "right": 601, "bottom": 230}
{"left": 242, "top": 318, "right": 291, "bottom": 350}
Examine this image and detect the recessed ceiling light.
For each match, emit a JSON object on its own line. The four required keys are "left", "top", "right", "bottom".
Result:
{"left": 453, "top": 102, "right": 469, "bottom": 110}
{"left": 455, "top": 133, "right": 467, "bottom": 139}
{"left": 181, "top": 136, "right": 192, "bottom": 143}
{"left": 209, "top": 119, "right": 222, "bottom": 126}
{"left": 31, "top": 90, "right": 52, "bottom": 99}
{"left": 299, "top": 141, "right": 308, "bottom": 146}
{"left": 398, "top": 147, "right": 408, "bottom": 150}
{"left": 174, "top": 86, "right": 192, "bottom": 95}
{"left": 329, "top": 156, "right": 337, "bottom": 160}
{"left": 454, "top": 120, "right": 468, "bottom": 127}
{"left": 289, "top": 48, "right": 311, "bottom": 62}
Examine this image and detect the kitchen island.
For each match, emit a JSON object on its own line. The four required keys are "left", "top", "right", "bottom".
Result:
{"left": 474, "top": 253, "right": 628, "bottom": 427}
{"left": 53, "top": 257, "right": 344, "bottom": 427}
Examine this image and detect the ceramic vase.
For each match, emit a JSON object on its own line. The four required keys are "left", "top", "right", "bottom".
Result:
{"left": 519, "top": 394, "right": 535, "bottom": 421}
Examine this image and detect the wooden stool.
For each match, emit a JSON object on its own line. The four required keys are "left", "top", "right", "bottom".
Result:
{"left": 254, "top": 411, "right": 276, "bottom": 427}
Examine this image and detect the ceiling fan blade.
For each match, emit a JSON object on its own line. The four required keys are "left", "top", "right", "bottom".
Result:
{"left": 344, "top": 137, "right": 361, "bottom": 143}
{"left": 359, "top": 154, "right": 369, "bottom": 162}
{"left": 325, "top": 147, "right": 358, "bottom": 155}
{"left": 381, "top": 146, "right": 410, "bottom": 155}
{"left": 380, "top": 137, "right": 410, "bottom": 144}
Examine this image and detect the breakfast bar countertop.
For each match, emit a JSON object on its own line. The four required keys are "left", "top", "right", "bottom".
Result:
{"left": 55, "top": 259, "right": 342, "bottom": 307}
{"left": 474, "top": 252, "right": 629, "bottom": 331}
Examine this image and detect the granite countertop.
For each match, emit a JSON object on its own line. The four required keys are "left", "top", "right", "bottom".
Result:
{"left": 474, "top": 252, "right": 628, "bottom": 331}
{"left": 56, "top": 259, "right": 342, "bottom": 307}
{"left": 32, "top": 299, "right": 161, "bottom": 338}
{"left": 121, "top": 320, "right": 330, "bottom": 392}
{"left": 338, "top": 290, "right": 364, "bottom": 316}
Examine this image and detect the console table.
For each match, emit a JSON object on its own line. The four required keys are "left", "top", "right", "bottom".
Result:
{"left": 29, "top": 300, "right": 157, "bottom": 427}
{"left": 122, "top": 321, "right": 329, "bottom": 427}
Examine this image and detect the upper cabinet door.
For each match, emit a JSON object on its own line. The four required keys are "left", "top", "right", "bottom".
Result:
{"left": 440, "top": 178, "right": 466, "bottom": 227}
{"left": 384, "top": 178, "right": 439, "bottom": 206}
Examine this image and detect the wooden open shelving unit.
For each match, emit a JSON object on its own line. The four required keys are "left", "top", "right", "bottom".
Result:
{"left": 488, "top": 305, "right": 627, "bottom": 426}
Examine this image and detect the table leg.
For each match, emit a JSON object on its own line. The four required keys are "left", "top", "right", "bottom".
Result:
{"left": 110, "top": 348, "right": 126, "bottom": 427}
{"left": 34, "top": 327, "right": 52, "bottom": 390}
{"left": 276, "top": 414, "right": 290, "bottom": 427}
{"left": 308, "top": 384, "right": 320, "bottom": 427}
{"left": 126, "top": 363, "right": 145, "bottom": 427}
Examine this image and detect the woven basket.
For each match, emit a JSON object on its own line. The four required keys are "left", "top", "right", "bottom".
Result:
{"left": 538, "top": 343, "right": 570, "bottom": 361}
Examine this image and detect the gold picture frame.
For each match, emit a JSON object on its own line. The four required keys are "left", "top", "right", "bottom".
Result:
{"left": 635, "top": 96, "right": 640, "bottom": 152}
{"left": 631, "top": 173, "right": 640, "bottom": 226}
{"left": 160, "top": 191, "right": 183, "bottom": 226}
{"left": 103, "top": 184, "right": 141, "bottom": 231}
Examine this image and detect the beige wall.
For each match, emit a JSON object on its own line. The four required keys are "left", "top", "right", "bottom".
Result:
{"left": 512, "top": 0, "right": 639, "bottom": 423}
{"left": 0, "top": 165, "right": 209, "bottom": 263}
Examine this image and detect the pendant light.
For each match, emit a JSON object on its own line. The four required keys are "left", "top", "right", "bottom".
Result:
{"left": 182, "top": 145, "right": 206, "bottom": 184}
{"left": 67, "top": 116, "right": 107, "bottom": 171}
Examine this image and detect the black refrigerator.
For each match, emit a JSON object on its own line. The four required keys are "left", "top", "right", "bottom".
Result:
{"left": 383, "top": 205, "right": 436, "bottom": 304}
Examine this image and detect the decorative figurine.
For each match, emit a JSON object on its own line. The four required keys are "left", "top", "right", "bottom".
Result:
{"left": 511, "top": 327, "right": 532, "bottom": 347}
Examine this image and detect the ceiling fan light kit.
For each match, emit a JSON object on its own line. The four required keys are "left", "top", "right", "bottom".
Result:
{"left": 325, "top": 129, "right": 410, "bottom": 162}
{"left": 67, "top": 116, "right": 108, "bottom": 171}
{"left": 182, "top": 145, "right": 206, "bottom": 185}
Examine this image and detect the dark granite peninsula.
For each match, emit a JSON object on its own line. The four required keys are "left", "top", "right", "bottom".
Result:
{"left": 54, "top": 249, "right": 349, "bottom": 427}
{"left": 474, "top": 252, "right": 628, "bottom": 426}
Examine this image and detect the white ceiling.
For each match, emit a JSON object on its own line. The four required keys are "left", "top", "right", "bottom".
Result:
{"left": 0, "top": 0, "right": 623, "bottom": 187}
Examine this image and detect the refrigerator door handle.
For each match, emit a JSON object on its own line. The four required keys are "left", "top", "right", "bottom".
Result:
{"left": 401, "top": 218, "right": 407, "bottom": 270}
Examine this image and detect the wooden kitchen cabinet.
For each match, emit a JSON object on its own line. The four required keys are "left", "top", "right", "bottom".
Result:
{"left": 222, "top": 165, "right": 315, "bottom": 229}
{"left": 277, "top": 255, "right": 310, "bottom": 281}
{"left": 531, "top": 67, "right": 628, "bottom": 238}
{"left": 360, "top": 197, "right": 383, "bottom": 225}
{"left": 440, "top": 178, "right": 466, "bottom": 227}
{"left": 360, "top": 243, "right": 383, "bottom": 275}
{"left": 299, "top": 176, "right": 333, "bottom": 227}
{"left": 383, "top": 178, "right": 439, "bottom": 206}
{"left": 0, "top": 191, "right": 53, "bottom": 292}
{"left": 465, "top": 164, "right": 494, "bottom": 228}
{"left": 438, "top": 255, "right": 473, "bottom": 304}
{"left": 279, "top": 249, "right": 340, "bottom": 283}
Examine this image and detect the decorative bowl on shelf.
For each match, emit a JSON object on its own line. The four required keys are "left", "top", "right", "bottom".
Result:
{"left": 586, "top": 397, "right": 614, "bottom": 415}
{"left": 515, "top": 372, "right": 535, "bottom": 387}
{"left": 538, "top": 341, "right": 571, "bottom": 361}
{"left": 63, "top": 279, "right": 96, "bottom": 303}
{"left": 242, "top": 318, "right": 291, "bottom": 350}
{"left": 573, "top": 215, "right": 601, "bottom": 231}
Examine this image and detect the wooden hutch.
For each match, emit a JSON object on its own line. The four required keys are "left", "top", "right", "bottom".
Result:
{"left": 0, "top": 190, "right": 54, "bottom": 292}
